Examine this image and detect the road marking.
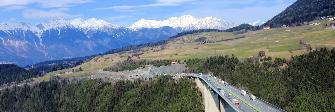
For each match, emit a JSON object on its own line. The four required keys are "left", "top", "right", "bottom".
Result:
{"left": 221, "top": 85, "right": 261, "bottom": 112}
{"left": 207, "top": 77, "right": 262, "bottom": 112}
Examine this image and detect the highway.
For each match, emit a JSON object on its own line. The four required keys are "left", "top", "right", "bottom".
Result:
{"left": 189, "top": 73, "right": 283, "bottom": 112}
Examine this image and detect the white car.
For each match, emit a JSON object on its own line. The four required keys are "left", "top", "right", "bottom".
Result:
{"left": 250, "top": 94, "right": 256, "bottom": 101}
{"left": 241, "top": 90, "right": 247, "bottom": 96}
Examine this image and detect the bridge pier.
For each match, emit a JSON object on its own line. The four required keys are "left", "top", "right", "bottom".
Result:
{"left": 195, "top": 78, "right": 225, "bottom": 112}
{"left": 219, "top": 97, "right": 226, "bottom": 112}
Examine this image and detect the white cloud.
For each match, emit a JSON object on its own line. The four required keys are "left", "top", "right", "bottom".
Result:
{"left": 37, "top": 0, "right": 91, "bottom": 8}
{"left": 157, "top": 0, "right": 196, "bottom": 4}
{"left": 0, "top": 0, "right": 32, "bottom": 7}
{"left": 22, "top": 8, "right": 70, "bottom": 19}
{"left": 0, "top": 0, "right": 90, "bottom": 20}
{"left": 98, "top": 3, "right": 177, "bottom": 12}
{"left": 97, "top": 0, "right": 196, "bottom": 11}
{"left": 0, "top": 0, "right": 90, "bottom": 8}
{"left": 4, "top": 5, "right": 26, "bottom": 10}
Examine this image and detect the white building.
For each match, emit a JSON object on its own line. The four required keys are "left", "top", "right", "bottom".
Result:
{"left": 309, "top": 22, "right": 320, "bottom": 26}
{"left": 263, "top": 27, "right": 271, "bottom": 30}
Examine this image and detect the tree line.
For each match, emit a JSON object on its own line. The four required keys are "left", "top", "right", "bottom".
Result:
{"left": 224, "top": 24, "right": 261, "bottom": 33}
{"left": 0, "top": 76, "right": 203, "bottom": 112}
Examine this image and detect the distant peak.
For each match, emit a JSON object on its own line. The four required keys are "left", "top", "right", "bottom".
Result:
{"left": 40, "top": 18, "right": 118, "bottom": 30}
{"left": 129, "top": 15, "right": 231, "bottom": 30}
{"left": 0, "top": 18, "right": 119, "bottom": 38}
{"left": 69, "top": 18, "right": 118, "bottom": 29}
{"left": 0, "top": 22, "right": 33, "bottom": 31}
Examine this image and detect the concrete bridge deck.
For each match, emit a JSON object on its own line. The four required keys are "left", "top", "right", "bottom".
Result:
{"left": 187, "top": 73, "right": 283, "bottom": 112}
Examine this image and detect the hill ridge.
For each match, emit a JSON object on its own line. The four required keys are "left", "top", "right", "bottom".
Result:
{"left": 264, "top": 0, "right": 335, "bottom": 27}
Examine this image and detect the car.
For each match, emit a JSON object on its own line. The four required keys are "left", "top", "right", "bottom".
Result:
{"left": 232, "top": 99, "right": 240, "bottom": 108}
{"left": 250, "top": 94, "right": 256, "bottom": 101}
{"left": 241, "top": 90, "right": 247, "bottom": 96}
{"left": 228, "top": 93, "right": 232, "bottom": 98}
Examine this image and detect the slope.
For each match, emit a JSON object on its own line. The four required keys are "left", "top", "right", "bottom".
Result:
{"left": 0, "top": 64, "right": 31, "bottom": 85}
{"left": 141, "top": 20, "right": 335, "bottom": 60}
{"left": 264, "top": 0, "right": 335, "bottom": 27}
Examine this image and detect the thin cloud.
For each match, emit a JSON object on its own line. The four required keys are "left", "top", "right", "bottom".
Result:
{"left": 22, "top": 8, "right": 70, "bottom": 19}
{"left": 37, "top": 0, "right": 91, "bottom": 8}
{"left": 4, "top": 5, "right": 26, "bottom": 10}
{"left": 158, "top": 0, "right": 196, "bottom": 4}
{"left": 0, "top": 0, "right": 91, "bottom": 8}
{"left": 97, "top": 3, "right": 177, "bottom": 12}
{"left": 0, "top": 0, "right": 33, "bottom": 7}
{"left": 0, "top": 0, "right": 90, "bottom": 20}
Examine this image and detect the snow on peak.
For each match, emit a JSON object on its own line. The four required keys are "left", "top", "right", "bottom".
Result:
{"left": 129, "top": 15, "right": 230, "bottom": 30}
{"left": 249, "top": 20, "right": 265, "bottom": 26}
{"left": 0, "top": 18, "right": 118, "bottom": 38}
{"left": 0, "top": 22, "right": 42, "bottom": 36}
{"left": 40, "top": 19, "right": 70, "bottom": 30}
{"left": 69, "top": 18, "right": 117, "bottom": 30}
{"left": 0, "top": 22, "right": 35, "bottom": 31}
{"left": 41, "top": 18, "right": 118, "bottom": 30}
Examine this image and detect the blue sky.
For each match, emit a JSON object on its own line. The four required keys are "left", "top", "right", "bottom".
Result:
{"left": 0, "top": 0, "right": 296, "bottom": 26}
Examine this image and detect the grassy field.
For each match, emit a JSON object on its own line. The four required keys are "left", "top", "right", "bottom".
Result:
{"left": 34, "top": 53, "right": 128, "bottom": 81}
{"left": 141, "top": 23, "right": 335, "bottom": 60}
{"left": 35, "top": 21, "right": 335, "bottom": 81}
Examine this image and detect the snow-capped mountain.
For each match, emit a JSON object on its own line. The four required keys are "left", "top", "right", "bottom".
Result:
{"left": 0, "top": 15, "right": 230, "bottom": 66}
{"left": 39, "top": 18, "right": 118, "bottom": 31}
{"left": 130, "top": 15, "right": 230, "bottom": 30}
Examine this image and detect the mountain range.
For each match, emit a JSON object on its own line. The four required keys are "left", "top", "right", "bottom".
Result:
{"left": 0, "top": 15, "right": 230, "bottom": 66}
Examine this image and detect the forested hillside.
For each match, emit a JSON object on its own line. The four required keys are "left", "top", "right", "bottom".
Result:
{"left": 186, "top": 48, "right": 335, "bottom": 111}
{"left": 0, "top": 63, "right": 83, "bottom": 86}
{"left": 0, "top": 76, "right": 203, "bottom": 112}
{"left": 264, "top": 0, "right": 335, "bottom": 27}
{"left": 0, "top": 64, "right": 32, "bottom": 85}
{"left": 224, "top": 24, "right": 260, "bottom": 33}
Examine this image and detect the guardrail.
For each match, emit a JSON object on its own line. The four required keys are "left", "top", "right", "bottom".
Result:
{"left": 256, "top": 96, "right": 284, "bottom": 112}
